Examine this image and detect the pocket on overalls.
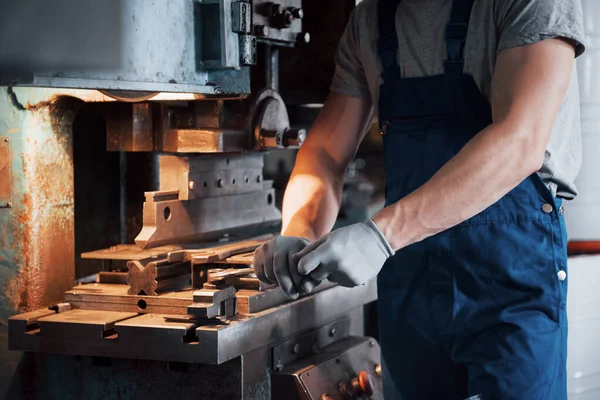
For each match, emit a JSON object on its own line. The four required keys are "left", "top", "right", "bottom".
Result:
{"left": 452, "top": 216, "right": 564, "bottom": 326}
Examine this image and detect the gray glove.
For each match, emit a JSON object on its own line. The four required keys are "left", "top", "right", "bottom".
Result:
{"left": 294, "top": 219, "right": 395, "bottom": 290}
{"left": 253, "top": 236, "right": 313, "bottom": 300}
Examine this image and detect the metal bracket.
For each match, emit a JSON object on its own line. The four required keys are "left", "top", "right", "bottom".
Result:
{"left": 0, "top": 136, "right": 12, "bottom": 208}
{"left": 272, "top": 318, "right": 351, "bottom": 371}
{"left": 187, "top": 286, "right": 237, "bottom": 319}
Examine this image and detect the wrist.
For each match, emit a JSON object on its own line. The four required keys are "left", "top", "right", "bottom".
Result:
{"left": 281, "top": 224, "right": 317, "bottom": 242}
{"left": 365, "top": 218, "right": 395, "bottom": 257}
{"left": 372, "top": 209, "right": 401, "bottom": 251}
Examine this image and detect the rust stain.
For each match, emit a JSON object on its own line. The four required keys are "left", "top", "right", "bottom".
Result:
{"left": 4, "top": 97, "right": 79, "bottom": 312}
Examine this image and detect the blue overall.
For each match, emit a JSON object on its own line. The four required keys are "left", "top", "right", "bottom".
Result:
{"left": 376, "top": 0, "right": 569, "bottom": 398}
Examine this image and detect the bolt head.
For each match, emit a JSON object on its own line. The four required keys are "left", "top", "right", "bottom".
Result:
{"left": 188, "top": 181, "right": 195, "bottom": 190}
{"left": 297, "top": 32, "right": 310, "bottom": 44}
{"left": 293, "top": 343, "right": 300, "bottom": 354}
{"left": 329, "top": 328, "right": 336, "bottom": 337}
{"left": 6, "top": 202, "right": 11, "bottom": 208}
{"left": 4, "top": 137, "right": 9, "bottom": 142}
{"left": 375, "top": 364, "right": 382, "bottom": 376}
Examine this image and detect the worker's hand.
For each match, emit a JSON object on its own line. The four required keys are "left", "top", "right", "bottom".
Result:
{"left": 253, "top": 236, "right": 312, "bottom": 300}
{"left": 293, "top": 220, "right": 395, "bottom": 291}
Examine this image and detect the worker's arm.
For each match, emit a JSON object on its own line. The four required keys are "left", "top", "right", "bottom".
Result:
{"left": 296, "top": 38, "right": 576, "bottom": 288}
{"left": 253, "top": 92, "right": 374, "bottom": 298}
{"left": 281, "top": 92, "right": 374, "bottom": 240}
{"left": 373, "top": 38, "right": 575, "bottom": 249}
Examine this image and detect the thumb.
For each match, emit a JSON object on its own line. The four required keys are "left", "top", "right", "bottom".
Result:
{"left": 297, "top": 243, "right": 327, "bottom": 275}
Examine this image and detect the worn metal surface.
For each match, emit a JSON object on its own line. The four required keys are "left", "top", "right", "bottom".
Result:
{"left": 61, "top": 278, "right": 335, "bottom": 316}
{"left": 127, "top": 259, "right": 191, "bottom": 296}
{"left": 1, "top": 0, "right": 251, "bottom": 95}
{"left": 3, "top": 353, "right": 246, "bottom": 400}
{"left": 0, "top": 87, "right": 86, "bottom": 397}
{"left": 271, "top": 336, "right": 383, "bottom": 400}
{"left": 135, "top": 187, "right": 281, "bottom": 249}
{"left": 188, "top": 286, "right": 237, "bottom": 319}
{"left": 159, "top": 154, "right": 265, "bottom": 200}
{"left": 0, "top": 136, "right": 11, "bottom": 207}
{"left": 105, "top": 103, "right": 154, "bottom": 152}
{"left": 9, "top": 282, "right": 377, "bottom": 365}
{"left": 271, "top": 317, "right": 352, "bottom": 372}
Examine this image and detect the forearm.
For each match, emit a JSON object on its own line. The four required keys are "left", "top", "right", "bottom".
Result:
{"left": 281, "top": 148, "right": 345, "bottom": 241}
{"left": 373, "top": 38, "right": 575, "bottom": 251}
{"left": 373, "top": 121, "right": 544, "bottom": 249}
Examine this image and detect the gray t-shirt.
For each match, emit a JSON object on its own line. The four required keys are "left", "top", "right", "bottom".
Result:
{"left": 330, "top": 0, "right": 586, "bottom": 199}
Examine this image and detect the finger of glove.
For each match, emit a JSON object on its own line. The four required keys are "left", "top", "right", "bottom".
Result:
{"left": 273, "top": 251, "right": 298, "bottom": 300}
{"left": 252, "top": 245, "right": 271, "bottom": 284}
{"left": 328, "top": 271, "right": 354, "bottom": 287}
{"left": 263, "top": 248, "right": 277, "bottom": 284}
{"left": 299, "top": 276, "right": 322, "bottom": 295}
{"left": 288, "top": 251, "right": 305, "bottom": 290}
{"left": 309, "top": 264, "right": 332, "bottom": 282}
{"left": 292, "top": 237, "right": 326, "bottom": 265}
{"left": 296, "top": 241, "right": 329, "bottom": 275}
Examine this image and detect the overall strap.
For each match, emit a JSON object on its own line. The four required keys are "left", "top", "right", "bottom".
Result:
{"left": 377, "top": 0, "right": 402, "bottom": 84}
{"left": 444, "top": 0, "right": 475, "bottom": 76}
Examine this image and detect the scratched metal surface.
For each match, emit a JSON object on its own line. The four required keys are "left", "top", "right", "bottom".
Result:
{"left": 0, "top": 87, "right": 80, "bottom": 397}
{"left": 0, "top": 0, "right": 250, "bottom": 95}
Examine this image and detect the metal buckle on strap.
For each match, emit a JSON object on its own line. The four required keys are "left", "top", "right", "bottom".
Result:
{"left": 446, "top": 39, "right": 465, "bottom": 62}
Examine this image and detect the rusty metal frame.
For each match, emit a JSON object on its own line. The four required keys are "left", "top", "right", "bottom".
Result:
{"left": 0, "top": 136, "right": 11, "bottom": 208}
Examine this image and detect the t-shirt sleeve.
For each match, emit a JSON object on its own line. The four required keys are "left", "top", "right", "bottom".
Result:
{"left": 329, "top": 6, "right": 371, "bottom": 100}
{"left": 495, "top": 0, "right": 586, "bottom": 58}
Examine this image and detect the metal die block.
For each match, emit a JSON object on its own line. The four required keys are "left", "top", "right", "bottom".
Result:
{"left": 236, "top": 280, "right": 336, "bottom": 314}
{"left": 159, "top": 154, "right": 264, "bottom": 200}
{"left": 188, "top": 286, "right": 237, "bottom": 319}
{"left": 8, "top": 309, "right": 57, "bottom": 351}
{"left": 271, "top": 337, "right": 383, "bottom": 400}
{"left": 64, "top": 284, "right": 195, "bottom": 315}
{"left": 106, "top": 103, "right": 154, "bottom": 152}
{"left": 37, "top": 309, "right": 139, "bottom": 343}
{"left": 159, "top": 128, "right": 251, "bottom": 153}
{"left": 134, "top": 188, "right": 281, "bottom": 249}
{"left": 127, "top": 259, "right": 191, "bottom": 296}
{"left": 10, "top": 283, "right": 376, "bottom": 365}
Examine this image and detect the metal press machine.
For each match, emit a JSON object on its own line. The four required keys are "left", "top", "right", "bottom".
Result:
{"left": 0, "top": 1, "right": 382, "bottom": 399}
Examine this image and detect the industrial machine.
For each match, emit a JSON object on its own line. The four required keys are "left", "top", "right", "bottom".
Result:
{"left": 0, "top": 1, "right": 382, "bottom": 399}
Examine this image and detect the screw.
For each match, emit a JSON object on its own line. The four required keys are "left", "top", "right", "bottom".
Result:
{"left": 217, "top": 179, "right": 224, "bottom": 188}
{"left": 6, "top": 202, "right": 11, "bottom": 208}
{"left": 329, "top": 328, "right": 336, "bottom": 337}
{"left": 370, "top": 340, "right": 375, "bottom": 347}
{"left": 297, "top": 32, "right": 310, "bottom": 44}
{"left": 293, "top": 343, "right": 300, "bottom": 354}
{"left": 4, "top": 137, "right": 8, "bottom": 142}
{"left": 188, "top": 181, "right": 195, "bottom": 190}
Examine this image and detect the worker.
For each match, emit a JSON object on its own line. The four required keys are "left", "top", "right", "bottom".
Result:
{"left": 254, "top": 0, "right": 585, "bottom": 398}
